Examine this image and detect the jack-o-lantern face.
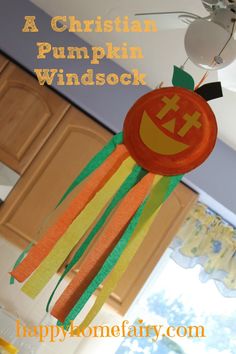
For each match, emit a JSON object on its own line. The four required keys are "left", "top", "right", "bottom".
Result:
{"left": 123, "top": 87, "right": 217, "bottom": 175}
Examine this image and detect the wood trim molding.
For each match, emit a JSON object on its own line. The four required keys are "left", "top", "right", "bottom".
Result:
{"left": 0, "top": 54, "right": 9, "bottom": 73}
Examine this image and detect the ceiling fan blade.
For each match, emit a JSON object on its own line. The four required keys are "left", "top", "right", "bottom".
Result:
{"left": 135, "top": 11, "right": 198, "bottom": 30}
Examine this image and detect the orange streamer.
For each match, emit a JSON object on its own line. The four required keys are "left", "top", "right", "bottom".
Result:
{"left": 51, "top": 173, "right": 155, "bottom": 322}
{"left": 11, "top": 144, "right": 129, "bottom": 283}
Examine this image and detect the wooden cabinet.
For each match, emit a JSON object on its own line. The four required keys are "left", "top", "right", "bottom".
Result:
{"left": 0, "top": 54, "right": 198, "bottom": 314}
{"left": 0, "top": 63, "right": 70, "bottom": 174}
{"left": 0, "top": 107, "right": 111, "bottom": 246}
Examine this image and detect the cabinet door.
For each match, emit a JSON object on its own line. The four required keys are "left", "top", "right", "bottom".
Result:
{"left": 0, "top": 54, "right": 8, "bottom": 72}
{"left": 0, "top": 62, "right": 70, "bottom": 174}
{"left": 0, "top": 107, "right": 112, "bottom": 247}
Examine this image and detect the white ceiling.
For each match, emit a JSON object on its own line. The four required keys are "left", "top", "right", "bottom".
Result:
{"left": 31, "top": 0, "right": 236, "bottom": 150}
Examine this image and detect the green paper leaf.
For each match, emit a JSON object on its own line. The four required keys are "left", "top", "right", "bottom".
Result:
{"left": 172, "top": 65, "right": 195, "bottom": 91}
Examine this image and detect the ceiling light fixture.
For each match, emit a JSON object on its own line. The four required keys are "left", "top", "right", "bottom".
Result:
{"left": 184, "top": 9, "right": 236, "bottom": 70}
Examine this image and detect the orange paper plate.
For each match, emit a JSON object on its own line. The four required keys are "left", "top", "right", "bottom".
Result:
{"left": 123, "top": 87, "right": 217, "bottom": 175}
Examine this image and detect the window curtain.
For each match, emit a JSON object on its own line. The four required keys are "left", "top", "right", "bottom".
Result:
{"left": 170, "top": 202, "right": 236, "bottom": 297}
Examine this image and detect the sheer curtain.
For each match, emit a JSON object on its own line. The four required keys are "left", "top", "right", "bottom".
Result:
{"left": 171, "top": 202, "right": 236, "bottom": 297}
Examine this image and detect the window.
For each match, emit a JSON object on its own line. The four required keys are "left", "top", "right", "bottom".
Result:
{"left": 116, "top": 247, "right": 236, "bottom": 354}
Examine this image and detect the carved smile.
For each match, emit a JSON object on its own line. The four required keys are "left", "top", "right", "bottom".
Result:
{"left": 139, "top": 111, "right": 189, "bottom": 155}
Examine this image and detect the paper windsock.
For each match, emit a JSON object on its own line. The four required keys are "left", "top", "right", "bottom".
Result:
{"left": 10, "top": 66, "right": 222, "bottom": 329}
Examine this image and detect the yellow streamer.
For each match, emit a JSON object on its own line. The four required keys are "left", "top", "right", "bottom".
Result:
{"left": 22, "top": 157, "right": 136, "bottom": 299}
{"left": 77, "top": 174, "right": 164, "bottom": 330}
{"left": 0, "top": 338, "right": 19, "bottom": 354}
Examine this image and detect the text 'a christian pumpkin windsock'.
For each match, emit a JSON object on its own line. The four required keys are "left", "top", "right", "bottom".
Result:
{"left": 10, "top": 66, "right": 222, "bottom": 330}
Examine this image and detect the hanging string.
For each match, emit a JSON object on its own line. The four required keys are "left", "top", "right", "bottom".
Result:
{"left": 195, "top": 70, "right": 210, "bottom": 90}
{"left": 217, "top": 19, "right": 236, "bottom": 59}
{"left": 180, "top": 57, "right": 190, "bottom": 70}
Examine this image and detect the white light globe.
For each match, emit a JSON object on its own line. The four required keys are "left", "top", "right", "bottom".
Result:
{"left": 185, "top": 19, "right": 236, "bottom": 70}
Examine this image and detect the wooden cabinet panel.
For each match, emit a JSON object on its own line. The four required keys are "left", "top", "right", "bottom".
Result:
{"left": 0, "top": 63, "right": 70, "bottom": 174}
{"left": 0, "top": 54, "right": 8, "bottom": 72}
{"left": 0, "top": 107, "right": 112, "bottom": 244}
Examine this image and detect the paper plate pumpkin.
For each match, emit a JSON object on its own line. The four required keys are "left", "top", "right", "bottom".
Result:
{"left": 124, "top": 86, "right": 217, "bottom": 175}
{"left": 10, "top": 67, "right": 222, "bottom": 331}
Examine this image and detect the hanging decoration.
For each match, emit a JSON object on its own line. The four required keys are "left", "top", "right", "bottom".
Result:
{"left": 10, "top": 66, "right": 222, "bottom": 330}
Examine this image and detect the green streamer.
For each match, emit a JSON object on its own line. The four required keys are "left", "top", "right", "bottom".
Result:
{"left": 46, "top": 164, "right": 147, "bottom": 312}
{"left": 172, "top": 66, "right": 195, "bottom": 91}
{"left": 10, "top": 242, "right": 34, "bottom": 285}
{"left": 56, "top": 132, "right": 123, "bottom": 208}
{"left": 166, "top": 174, "right": 184, "bottom": 198}
{"left": 59, "top": 174, "right": 183, "bottom": 329}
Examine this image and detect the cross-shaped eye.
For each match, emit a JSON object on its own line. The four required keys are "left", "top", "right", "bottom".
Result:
{"left": 156, "top": 95, "right": 180, "bottom": 119}
{"left": 178, "top": 111, "right": 202, "bottom": 137}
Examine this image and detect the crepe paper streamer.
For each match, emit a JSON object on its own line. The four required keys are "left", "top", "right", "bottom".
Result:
{"left": 195, "top": 82, "right": 223, "bottom": 102}
{"left": 10, "top": 242, "right": 34, "bottom": 285}
{"left": 56, "top": 175, "right": 161, "bottom": 328}
{"left": 46, "top": 165, "right": 146, "bottom": 312}
{"left": 21, "top": 156, "right": 136, "bottom": 299}
{"left": 56, "top": 132, "right": 123, "bottom": 208}
{"left": 11, "top": 144, "right": 128, "bottom": 283}
{"left": 166, "top": 174, "right": 183, "bottom": 195}
{"left": 57, "top": 198, "right": 149, "bottom": 329}
{"left": 62, "top": 174, "right": 182, "bottom": 330}
{"left": 0, "top": 337, "right": 19, "bottom": 354}
{"left": 76, "top": 174, "right": 182, "bottom": 331}
{"left": 51, "top": 172, "right": 155, "bottom": 322}
{"left": 11, "top": 133, "right": 124, "bottom": 283}
{"left": 172, "top": 65, "right": 195, "bottom": 91}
